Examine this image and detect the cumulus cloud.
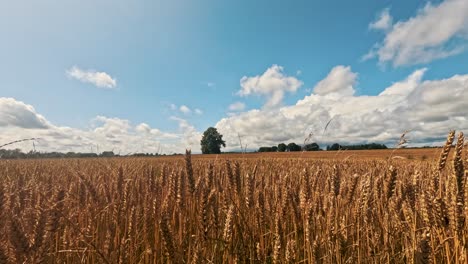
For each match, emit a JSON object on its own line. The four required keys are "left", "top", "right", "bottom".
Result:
{"left": 0, "top": 98, "right": 196, "bottom": 154}
{"left": 3, "top": 64, "right": 468, "bottom": 154}
{"left": 379, "top": 68, "right": 426, "bottom": 96}
{"left": 228, "top": 102, "right": 246, "bottom": 111}
{"left": 365, "top": 0, "right": 468, "bottom": 66}
{"left": 0, "top": 98, "right": 50, "bottom": 129}
{"left": 169, "top": 104, "right": 203, "bottom": 115}
{"left": 369, "top": 8, "right": 393, "bottom": 31}
{"left": 313, "top": 66, "right": 357, "bottom": 97}
{"left": 179, "top": 105, "right": 191, "bottom": 114}
{"left": 172, "top": 104, "right": 202, "bottom": 115}
{"left": 67, "top": 66, "right": 117, "bottom": 89}
{"left": 170, "top": 116, "right": 202, "bottom": 149}
{"left": 216, "top": 66, "right": 468, "bottom": 151}
{"left": 135, "top": 123, "right": 153, "bottom": 134}
{"left": 238, "top": 65, "right": 303, "bottom": 108}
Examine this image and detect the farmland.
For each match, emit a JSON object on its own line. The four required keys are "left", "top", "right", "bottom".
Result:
{"left": 0, "top": 131, "right": 466, "bottom": 263}
{"left": 193, "top": 147, "right": 442, "bottom": 161}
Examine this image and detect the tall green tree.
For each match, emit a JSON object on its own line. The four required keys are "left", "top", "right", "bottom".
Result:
{"left": 200, "top": 127, "right": 226, "bottom": 154}
{"left": 287, "top": 142, "right": 301, "bottom": 152}
{"left": 327, "top": 143, "right": 342, "bottom": 151}
{"left": 277, "top": 143, "right": 287, "bottom": 152}
{"left": 303, "top": 143, "right": 321, "bottom": 151}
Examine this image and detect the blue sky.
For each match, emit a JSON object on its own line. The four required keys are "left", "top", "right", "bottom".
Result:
{"left": 1, "top": 0, "right": 467, "bottom": 153}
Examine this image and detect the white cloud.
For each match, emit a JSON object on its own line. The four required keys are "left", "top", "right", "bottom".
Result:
{"left": 0, "top": 98, "right": 50, "bottom": 129}
{"left": 171, "top": 104, "right": 202, "bottom": 115}
{"left": 379, "top": 68, "right": 426, "bottom": 96}
{"left": 67, "top": 66, "right": 117, "bottom": 89}
{"left": 0, "top": 98, "right": 195, "bottom": 154}
{"left": 369, "top": 8, "right": 393, "bottom": 31}
{"left": 313, "top": 66, "right": 357, "bottom": 97}
{"left": 216, "top": 66, "right": 468, "bottom": 151}
{"left": 228, "top": 102, "right": 246, "bottom": 111}
{"left": 366, "top": 0, "right": 468, "bottom": 66}
{"left": 238, "top": 65, "right": 303, "bottom": 108}
{"left": 179, "top": 105, "right": 191, "bottom": 114}
{"left": 135, "top": 123, "right": 178, "bottom": 138}
{"left": 3, "top": 64, "right": 468, "bottom": 154}
{"left": 170, "top": 116, "right": 202, "bottom": 149}
{"left": 135, "top": 123, "right": 152, "bottom": 133}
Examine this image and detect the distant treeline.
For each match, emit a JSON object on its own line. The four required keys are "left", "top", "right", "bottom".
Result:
{"left": 326, "top": 143, "right": 388, "bottom": 151}
{"left": 258, "top": 142, "right": 321, "bottom": 152}
{"left": 258, "top": 142, "right": 388, "bottom": 152}
{"left": 0, "top": 149, "right": 166, "bottom": 159}
{"left": 0, "top": 143, "right": 437, "bottom": 159}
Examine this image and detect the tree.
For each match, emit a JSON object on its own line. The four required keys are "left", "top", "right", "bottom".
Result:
{"left": 258, "top": 146, "right": 278, "bottom": 152}
{"left": 287, "top": 142, "right": 301, "bottom": 152}
{"left": 258, "top": 147, "right": 273, "bottom": 152}
{"left": 327, "top": 143, "right": 342, "bottom": 151}
{"left": 100, "top": 151, "right": 115, "bottom": 157}
{"left": 200, "top": 127, "right": 226, "bottom": 154}
{"left": 303, "top": 143, "right": 321, "bottom": 151}
{"left": 277, "top": 143, "right": 287, "bottom": 152}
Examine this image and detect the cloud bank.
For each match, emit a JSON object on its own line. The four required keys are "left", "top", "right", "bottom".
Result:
{"left": 0, "top": 98, "right": 200, "bottom": 154}
{"left": 216, "top": 65, "right": 468, "bottom": 150}
{"left": 2, "top": 64, "right": 467, "bottom": 153}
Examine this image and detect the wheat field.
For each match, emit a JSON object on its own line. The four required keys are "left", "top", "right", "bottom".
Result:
{"left": 0, "top": 131, "right": 467, "bottom": 263}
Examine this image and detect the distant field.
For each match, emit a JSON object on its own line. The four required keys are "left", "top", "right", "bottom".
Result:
{"left": 193, "top": 147, "right": 443, "bottom": 161}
